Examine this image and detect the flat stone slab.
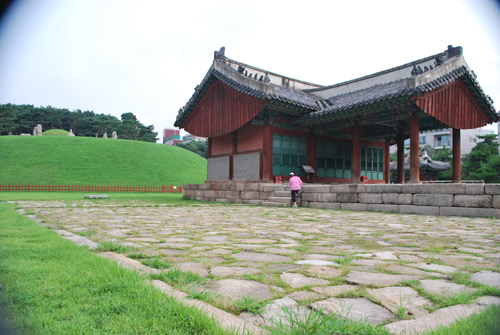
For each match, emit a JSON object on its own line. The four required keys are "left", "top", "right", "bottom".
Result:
{"left": 419, "top": 279, "right": 476, "bottom": 297}
{"left": 295, "top": 260, "right": 336, "bottom": 266}
{"left": 232, "top": 252, "right": 292, "bottom": 263}
{"left": 55, "top": 230, "right": 99, "bottom": 249}
{"left": 311, "top": 285, "right": 358, "bottom": 297}
{"left": 100, "top": 252, "right": 159, "bottom": 274}
{"left": 280, "top": 273, "right": 329, "bottom": 288}
{"left": 384, "top": 302, "right": 485, "bottom": 335}
{"left": 262, "top": 248, "right": 298, "bottom": 255}
{"left": 311, "top": 297, "right": 395, "bottom": 326}
{"left": 176, "top": 262, "right": 208, "bottom": 277}
{"left": 268, "top": 264, "right": 301, "bottom": 272}
{"left": 383, "top": 264, "right": 445, "bottom": 278}
{"left": 261, "top": 297, "right": 310, "bottom": 327}
{"left": 287, "top": 290, "right": 323, "bottom": 302}
{"left": 355, "top": 251, "right": 398, "bottom": 260}
{"left": 470, "top": 270, "right": 500, "bottom": 288}
{"left": 210, "top": 266, "right": 261, "bottom": 277}
{"left": 367, "top": 286, "right": 431, "bottom": 317}
{"left": 345, "top": 270, "right": 418, "bottom": 287}
{"left": 306, "top": 266, "right": 343, "bottom": 279}
{"left": 412, "top": 263, "right": 458, "bottom": 274}
{"left": 208, "top": 279, "right": 273, "bottom": 301}
{"left": 84, "top": 195, "right": 109, "bottom": 199}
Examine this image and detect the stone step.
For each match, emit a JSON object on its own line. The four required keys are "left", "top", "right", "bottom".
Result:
{"left": 261, "top": 201, "right": 290, "bottom": 207}
{"left": 268, "top": 197, "right": 292, "bottom": 203}
{"left": 273, "top": 191, "right": 291, "bottom": 197}
{"left": 261, "top": 184, "right": 289, "bottom": 192}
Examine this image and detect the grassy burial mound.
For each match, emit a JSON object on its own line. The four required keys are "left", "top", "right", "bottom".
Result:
{"left": 0, "top": 136, "right": 207, "bottom": 186}
{"left": 42, "top": 129, "right": 69, "bottom": 136}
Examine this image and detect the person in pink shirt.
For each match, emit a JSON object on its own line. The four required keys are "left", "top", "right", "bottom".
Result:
{"left": 289, "top": 171, "right": 303, "bottom": 208}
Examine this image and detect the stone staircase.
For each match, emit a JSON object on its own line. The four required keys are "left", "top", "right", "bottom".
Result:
{"left": 261, "top": 185, "right": 294, "bottom": 207}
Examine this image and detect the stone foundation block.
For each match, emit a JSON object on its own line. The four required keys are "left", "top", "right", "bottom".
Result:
{"left": 485, "top": 184, "right": 500, "bottom": 195}
{"left": 243, "top": 199, "right": 262, "bottom": 205}
{"left": 493, "top": 195, "right": 500, "bottom": 209}
{"left": 219, "top": 183, "right": 232, "bottom": 191}
{"left": 195, "top": 190, "right": 205, "bottom": 197}
{"left": 244, "top": 183, "right": 260, "bottom": 191}
{"left": 402, "top": 184, "right": 466, "bottom": 194}
{"left": 203, "top": 190, "right": 215, "bottom": 198}
{"left": 215, "top": 198, "right": 230, "bottom": 203}
{"left": 259, "top": 192, "right": 270, "bottom": 200}
{"left": 301, "top": 201, "right": 309, "bottom": 207}
{"left": 466, "top": 184, "right": 484, "bottom": 195}
{"left": 331, "top": 184, "right": 366, "bottom": 193}
{"left": 413, "top": 194, "right": 453, "bottom": 207}
{"left": 230, "top": 183, "right": 245, "bottom": 191}
{"left": 366, "top": 184, "right": 402, "bottom": 193}
{"left": 367, "top": 204, "right": 399, "bottom": 213}
{"left": 240, "top": 191, "right": 260, "bottom": 200}
{"left": 440, "top": 207, "right": 500, "bottom": 218}
{"left": 184, "top": 190, "right": 196, "bottom": 197}
{"left": 261, "top": 184, "right": 287, "bottom": 192}
{"left": 214, "top": 191, "right": 226, "bottom": 198}
{"left": 337, "top": 193, "right": 358, "bottom": 203}
{"left": 358, "top": 193, "right": 382, "bottom": 204}
{"left": 454, "top": 195, "right": 492, "bottom": 208}
{"left": 309, "top": 202, "right": 341, "bottom": 209}
{"left": 302, "top": 185, "right": 331, "bottom": 193}
{"left": 225, "top": 191, "right": 240, "bottom": 199}
{"left": 382, "top": 193, "right": 413, "bottom": 205}
{"left": 302, "top": 193, "right": 318, "bottom": 202}
{"left": 399, "top": 205, "right": 440, "bottom": 216}
{"left": 318, "top": 193, "right": 337, "bottom": 202}
{"left": 186, "top": 184, "right": 198, "bottom": 190}
{"left": 341, "top": 203, "right": 368, "bottom": 211}
{"left": 198, "top": 183, "right": 210, "bottom": 190}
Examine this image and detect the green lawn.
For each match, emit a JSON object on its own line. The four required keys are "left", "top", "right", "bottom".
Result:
{"left": 0, "top": 136, "right": 207, "bottom": 186}
{"left": 0, "top": 202, "right": 231, "bottom": 335}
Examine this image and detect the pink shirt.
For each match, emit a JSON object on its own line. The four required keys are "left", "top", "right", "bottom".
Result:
{"left": 289, "top": 176, "right": 303, "bottom": 191}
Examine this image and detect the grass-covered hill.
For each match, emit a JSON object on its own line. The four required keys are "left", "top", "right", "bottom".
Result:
{"left": 0, "top": 136, "right": 207, "bottom": 186}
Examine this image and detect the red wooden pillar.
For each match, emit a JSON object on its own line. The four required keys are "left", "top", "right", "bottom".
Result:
{"left": 207, "top": 138, "right": 212, "bottom": 158}
{"left": 409, "top": 113, "right": 420, "bottom": 183}
{"left": 397, "top": 130, "right": 405, "bottom": 183}
{"left": 384, "top": 140, "right": 390, "bottom": 184}
{"left": 452, "top": 128, "right": 461, "bottom": 183}
{"left": 352, "top": 122, "right": 361, "bottom": 183}
{"left": 263, "top": 125, "right": 273, "bottom": 180}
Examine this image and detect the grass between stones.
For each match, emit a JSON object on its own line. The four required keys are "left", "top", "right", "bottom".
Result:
{"left": 0, "top": 203, "right": 231, "bottom": 335}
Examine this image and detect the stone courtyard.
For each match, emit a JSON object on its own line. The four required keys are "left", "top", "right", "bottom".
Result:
{"left": 15, "top": 199, "right": 500, "bottom": 334}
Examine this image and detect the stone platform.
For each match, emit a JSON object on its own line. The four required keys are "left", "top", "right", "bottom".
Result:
{"left": 15, "top": 199, "right": 500, "bottom": 334}
{"left": 183, "top": 182, "right": 500, "bottom": 218}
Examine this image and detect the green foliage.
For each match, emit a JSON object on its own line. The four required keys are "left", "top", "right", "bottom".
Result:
{"left": 462, "top": 134, "right": 500, "bottom": 182}
{"left": 96, "top": 241, "right": 136, "bottom": 253}
{"left": 150, "top": 269, "right": 207, "bottom": 289}
{"left": 0, "top": 103, "right": 158, "bottom": 142}
{"left": 0, "top": 136, "right": 207, "bottom": 186}
{"left": 234, "top": 296, "right": 267, "bottom": 314}
{"left": 0, "top": 203, "right": 230, "bottom": 335}
{"left": 267, "top": 307, "right": 390, "bottom": 335}
{"left": 176, "top": 140, "right": 208, "bottom": 158}
{"left": 422, "top": 304, "right": 500, "bottom": 335}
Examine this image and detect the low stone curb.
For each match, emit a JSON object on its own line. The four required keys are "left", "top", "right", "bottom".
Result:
{"left": 101, "top": 252, "right": 263, "bottom": 334}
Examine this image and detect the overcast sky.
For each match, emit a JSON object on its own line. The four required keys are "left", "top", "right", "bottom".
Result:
{"left": 0, "top": 0, "right": 499, "bottom": 142}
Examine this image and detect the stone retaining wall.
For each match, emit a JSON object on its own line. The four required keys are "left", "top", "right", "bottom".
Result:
{"left": 183, "top": 183, "right": 500, "bottom": 218}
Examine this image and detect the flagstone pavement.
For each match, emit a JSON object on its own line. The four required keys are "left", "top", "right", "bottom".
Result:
{"left": 15, "top": 200, "right": 500, "bottom": 334}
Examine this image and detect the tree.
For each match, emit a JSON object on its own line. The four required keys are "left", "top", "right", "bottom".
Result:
{"left": 462, "top": 134, "right": 499, "bottom": 182}
{"left": 176, "top": 140, "right": 207, "bottom": 158}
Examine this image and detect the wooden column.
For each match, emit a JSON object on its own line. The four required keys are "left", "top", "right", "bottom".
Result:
{"left": 263, "top": 125, "right": 273, "bottom": 180}
{"left": 397, "top": 130, "right": 405, "bottom": 183}
{"left": 384, "top": 140, "right": 390, "bottom": 184}
{"left": 452, "top": 128, "right": 461, "bottom": 183}
{"left": 352, "top": 122, "right": 361, "bottom": 183}
{"left": 409, "top": 113, "right": 420, "bottom": 183}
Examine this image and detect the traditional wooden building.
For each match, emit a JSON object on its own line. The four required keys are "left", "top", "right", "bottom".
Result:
{"left": 175, "top": 46, "right": 498, "bottom": 184}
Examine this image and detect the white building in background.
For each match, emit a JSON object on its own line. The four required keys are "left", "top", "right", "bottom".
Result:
{"left": 182, "top": 134, "right": 206, "bottom": 143}
{"left": 390, "top": 127, "right": 488, "bottom": 156}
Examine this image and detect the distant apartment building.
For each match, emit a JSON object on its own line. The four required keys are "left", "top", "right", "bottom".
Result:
{"left": 163, "top": 128, "right": 182, "bottom": 146}
{"left": 390, "top": 127, "right": 485, "bottom": 156}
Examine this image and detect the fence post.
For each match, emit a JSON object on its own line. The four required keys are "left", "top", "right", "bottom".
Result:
{"left": 179, "top": 186, "right": 182, "bottom": 193}
{"left": 8, "top": 184, "right": 10, "bottom": 192}
{"left": 162, "top": 185, "right": 165, "bottom": 193}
